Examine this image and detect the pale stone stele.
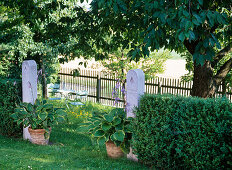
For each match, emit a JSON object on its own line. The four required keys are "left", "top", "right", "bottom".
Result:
{"left": 22, "top": 60, "right": 37, "bottom": 140}
{"left": 126, "top": 69, "right": 145, "bottom": 161}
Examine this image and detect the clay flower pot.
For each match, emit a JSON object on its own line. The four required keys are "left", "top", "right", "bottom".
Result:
{"left": 28, "top": 127, "right": 51, "bottom": 145}
{"left": 105, "top": 140, "right": 124, "bottom": 158}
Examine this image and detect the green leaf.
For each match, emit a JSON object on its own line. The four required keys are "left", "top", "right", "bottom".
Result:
{"left": 114, "top": 140, "right": 121, "bottom": 147}
{"left": 72, "top": 69, "right": 80, "bottom": 77}
{"left": 178, "top": 32, "right": 185, "bottom": 42}
{"left": 56, "top": 116, "right": 65, "bottom": 123}
{"left": 39, "top": 112, "right": 47, "bottom": 121}
{"left": 197, "top": 55, "right": 205, "bottom": 66}
{"left": 189, "top": 31, "right": 195, "bottom": 40}
{"left": 185, "top": 21, "right": 191, "bottom": 31}
{"left": 34, "top": 99, "right": 41, "bottom": 106}
{"left": 192, "top": 19, "right": 200, "bottom": 26}
{"left": 104, "top": 114, "right": 114, "bottom": 122}
{"left": 20, "top": 110, "right": 28, "bottom": 115}
{"left": 113, "top": 3, "right": 118, "bottom": 13}
{"left": 10, "top": 113, "right": 18, "bottom": 119}
{"left": 36, "top": 105, "right": 44, "bottom": 112}
{"left": 216, "top": 13, "right": 225, "bottom": 24}
{"left": 153, "top": 1, "right": 158, "bottom": 9}
{"left": 113, "top": 117, "right": 121, "bottom": 126}
{"left": 31, "top": 122, "right": 37, "bottom": 129}
{"left": 94, "top": 120, "right": 101, "bottom": 126}
{"left": 209, "top": 38, "right": 215, "bottom": 47}
{"left": 27, "top": 103, "right": 33, "bottom": 112}
{"left": 49, "top": 115, "right": 54, "bottom": 122}
{"left": 43, "top": 104, "right": 53, "bottom": 110}
{"left": 198, "top": 0, "right": 203, "bottom": 5}
{"left": 88, "top": 124, "right": 95, "bottom": 130}
{"left": 153, "top": 11, "right": 160, "bottom": 18}
{"left": 115, "top": 123, "right": 123, "bottom": 131}
{"left": 215, "top": 41, "right": 221, "bottom": 49}
{"left": 56, "top": 109, "right": 67, "bottom": 116}
{"left": 102, "top": 122, "right": 112, "bottom": 131}
{"left": 97, "top": 136, "right": 106, "bottom": 146}
{"left": 120, "top": 141, "right": 130, "bottom": 154}
{"left": 43, "top": 120, "right": 47, "bottom": 127}
{"left": 210, "top": 33, "right": 221, "bottom": 49}
{"left": 23, "top": 119, "right": 29, "bottom": 127}
{"left": 124, "top": 124, "right": 133, "bottom": 133}
{"left": 112, "top": 130, "right": 125, "bottom": 142}
{"left": 183, "top": 10, "right": 189, "bottom": 17}
{"left": 105, "top": 133, "right": 110, "bottom": 142}
{"left": 94, "top": 130, "right": 105, "bottom": 137}
{"left": 110, "top": 134, "right": 116, "bottom": 141}
{"left": 193, "top": 52, "right": 199, "bottom": 62}
{"left": 193, "top": 14, "right": 202, "bottom": 23}
{"left": 17, "top": 120, "right": 23, "bottom": 126}
{"left": 42, "top": 100, "right": 47, "bottom": 105}
{"left": 207, "top": 11, "right": 214, "bottom": 26}
{"left": 110, "top": 108, "right": 124, "bottom": 116}
{"left": 203, "top": 39, "right": 209, "bottom": 48}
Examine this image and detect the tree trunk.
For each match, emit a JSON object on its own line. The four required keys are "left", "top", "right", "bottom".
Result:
{"left": 41, "top": 60, "right": 47, "bottom": 99}
{"left": 222, "top": 79, "right": 226, "bottom": 96}
{"left": 191, "top": 61, "right": 218, "bottom": 98}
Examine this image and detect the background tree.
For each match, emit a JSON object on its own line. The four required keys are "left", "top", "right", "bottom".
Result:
{"left": 0, "top": 0, "right": 92, "bottom": 98}
{"left": 88, "top": 0, "right": 232, "bottom": 98}
{"left": 101, "top": 49, "right": 171, "bottom": 80}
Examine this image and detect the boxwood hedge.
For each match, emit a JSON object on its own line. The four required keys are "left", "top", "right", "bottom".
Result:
{"left": 0, "top": 78, "right": 22, "bottom": 137}
{"left": 132, "top": 94, "right": 232, "bottom": 169}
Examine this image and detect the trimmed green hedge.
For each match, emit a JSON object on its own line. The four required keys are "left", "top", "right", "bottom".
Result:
{"left": 0, "top": 78, "right": 22, "bottom": 136}
{"left": 132, "top": 94, "right": 232, "bottom": 169}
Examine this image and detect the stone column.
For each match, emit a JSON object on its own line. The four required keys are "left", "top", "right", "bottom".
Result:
{"left": 126, "top": 69, "right": 145, "bottom": 161}
{"left": 22, "top": 60, "right": 37, "bottom": 140}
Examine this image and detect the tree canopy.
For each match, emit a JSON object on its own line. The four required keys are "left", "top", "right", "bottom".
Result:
{"left": 88, "top": 0, "right": 232, "bottom": 97}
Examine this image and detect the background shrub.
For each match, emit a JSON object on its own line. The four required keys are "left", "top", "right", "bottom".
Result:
{"left": 132, "top": 94, "right": 232, "bottom": 169}
{"left": 0, "top": 78, "right": 22, "bottom": 137}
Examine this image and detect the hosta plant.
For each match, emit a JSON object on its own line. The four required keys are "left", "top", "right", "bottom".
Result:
{"left": 11, "top": 99, "right": 67, "bottom": 134}
{"left": 83, "top": 108, "right": 133, "bottom": 153}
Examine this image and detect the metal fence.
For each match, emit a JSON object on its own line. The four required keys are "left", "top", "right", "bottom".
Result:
{"left": 57, "top": 67, "right": 232, "bottom": 107}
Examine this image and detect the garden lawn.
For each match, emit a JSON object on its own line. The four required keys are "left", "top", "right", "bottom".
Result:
{"left": 0, "top": 101, "right": 147, "bottom": 169}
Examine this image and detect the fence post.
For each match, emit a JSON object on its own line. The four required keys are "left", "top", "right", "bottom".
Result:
{"left": 22, "top": 60, "right": 37, "bottom": 140}
{"left": 96, "top": 74, "right": 101, "bottom": 102}
{"left": 158, "top": 82, "right": 161, "bottom": 94}
{"left": 126, "top": 69, "right": 145, "bottom": 161}
{"left": 158, "top": 77, "right": 162, "bottom": 94}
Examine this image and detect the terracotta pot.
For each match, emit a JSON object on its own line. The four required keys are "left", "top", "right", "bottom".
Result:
{"left": 105, "top": 140, "right": 124, "bottom": 158}
{"left": 28, "top": 127, "right": 51, "bottom": 145}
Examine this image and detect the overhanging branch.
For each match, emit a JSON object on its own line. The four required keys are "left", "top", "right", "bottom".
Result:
{"left": 212, "top": 43, "right": 232, "bottom": 67}
{"left": 214, "top": 58, "right": 232, "bottom": 85}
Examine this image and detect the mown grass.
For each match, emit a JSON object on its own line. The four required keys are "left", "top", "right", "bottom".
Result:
{"left": 0, "top": 101, "right": 148, "bottom": 170}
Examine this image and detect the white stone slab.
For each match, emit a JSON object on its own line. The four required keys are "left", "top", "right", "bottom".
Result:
{"left": 22, "top": 60, "right": 37, "bottom": 140}
{"left": 126, "top": 69, "right": 145, "bottom": 161}
{"left": 126, "top": 69, "right": 145, "bottom": 118}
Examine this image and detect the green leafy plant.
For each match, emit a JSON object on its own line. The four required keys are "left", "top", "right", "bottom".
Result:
{"left": 83, "top": 108, "right": 133, "bottom": 153}
{"left": 11, "top": 99, "right": 67, "bottom": 134}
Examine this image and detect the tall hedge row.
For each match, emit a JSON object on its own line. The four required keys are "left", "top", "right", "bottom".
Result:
{"left": 0, "top": 78, "right": 22, "bottom": 136}
{"left": 132, "top": 94, "right": 232, "bottom": 169}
